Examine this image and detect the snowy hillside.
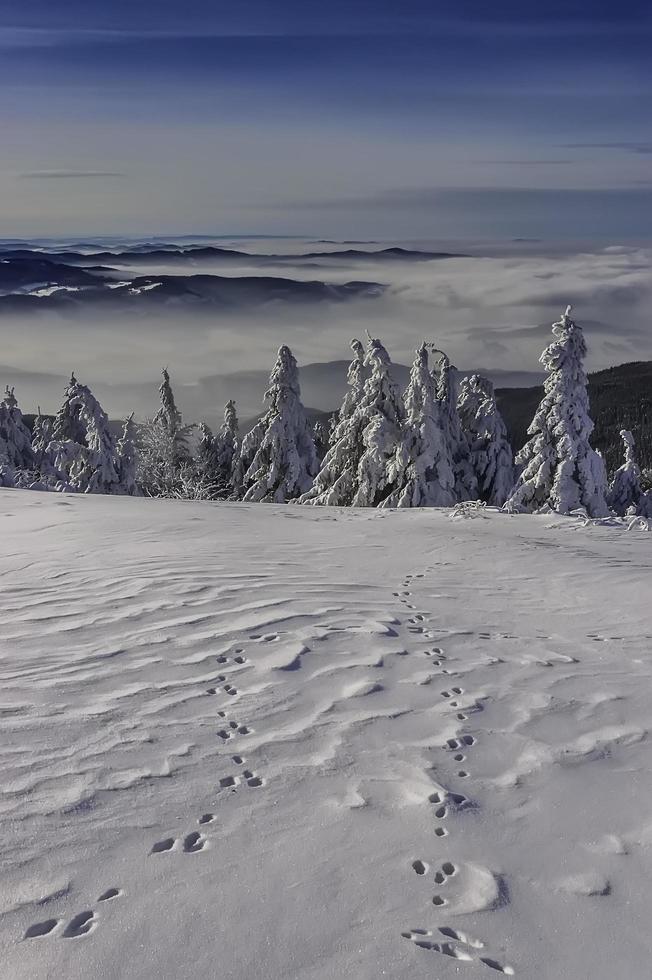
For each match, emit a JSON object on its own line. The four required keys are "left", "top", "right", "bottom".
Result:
{"left": 1, "top": 490, "right": 651, "bottom": 979}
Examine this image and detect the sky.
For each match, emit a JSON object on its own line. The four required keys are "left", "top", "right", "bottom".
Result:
{"left": 1, "top": 0, "right": 651, "bottom": 239}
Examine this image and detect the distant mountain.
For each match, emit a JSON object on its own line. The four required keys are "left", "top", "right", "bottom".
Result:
{"left": 0, "top": 254, "right": 385, "bottom": 313}
{"left": 0, "top": 244, "right": 465, "bottom": 268}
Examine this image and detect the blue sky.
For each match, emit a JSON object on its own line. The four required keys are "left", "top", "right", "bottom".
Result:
{"left": 1, "top": 1, "right": 651, "bottom": 238}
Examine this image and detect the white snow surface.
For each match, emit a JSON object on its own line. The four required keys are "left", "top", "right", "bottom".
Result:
{"left": 1, "top": 490, "right": 651, "bottom": 979}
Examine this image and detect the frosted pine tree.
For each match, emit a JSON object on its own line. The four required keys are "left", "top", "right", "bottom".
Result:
{"left": 67, "top": 382, "right": 121, "bottom": 493}
{"left": 237, "top": 346, "right": 317, "bottom": 502}
{"left": 138, "top": 368, "right": 193, "bottom": 496}
{"left": 298, "top": 340, "right": 367, "bottom": 505}
{"left": 436, "top": 354, "right": 478, "bottom": 501}
{"left": 300, "top": 335, "right": 404, "bottom": 506}
{"left": 32, "top": 407, "right": 55, "bottom": 473}
{"left": 382, "top": 343, "right": 456, "bottom": 507}
{"left": 0, "top": 385, "right": 36, "bottom": 473}
{"left": 312, "top": 420, "right": 329, "bottom": 466}
{"left": 215, "top": 399, "right": 239, "bottom": 488}
{"left": 115, "top": 414, "right": 140, "bottom": 496}
{"left": 608, "top": 430, "right": 645, "bottom": 516}
{"left": 458, "top": 374, "right": 514, "bottom": 506}
{"left": 505, "top": 307, "right": 608, "bottom": 516}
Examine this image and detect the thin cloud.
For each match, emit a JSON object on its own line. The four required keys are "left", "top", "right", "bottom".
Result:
{"left": 473, "top": 159, "right": 573, "bottom": 165}
{"left": 561, "top": 142, "right": 652, "bottom": 156}
{"left": 18, "top": 170, "right": 126, "bottom": 179}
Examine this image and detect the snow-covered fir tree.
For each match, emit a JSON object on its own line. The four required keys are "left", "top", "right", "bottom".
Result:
{"left": 458, "top": 374, "right": 515, "bottom": 506}
{"left": 32, "top": 407, "right": 55, "bottom": 475}
{"left": 382, "top": 343, "right": 456, "bottom": 507}
{"left": 608, "top": 429, "right": 646, "bottom": 516}
{"left": 504, "top": 307, "right": 609, "bottom": 516}
{"left": 297, "top": 340, "right": 367, "bottom": 505}
{"left": 235, "top": 346, "right": 317, "bottom": 502}
{"left": 214, "top": 399, "right": 239, "bottom": 488}
{"left": 300, "top": 335, "right": 404, "bottom": 506}
{"left": 52, "top": 374, "right": 87, "bottom": 445}
{"left": 0, "top": 385, "right": 36, "bottom": 475}
{"left": 435, "top": 354, "right": 478, "bottom": 501}
{"left": 115, "top": 414, "right": 140, "bottom": 496}
{"left": 312, "top": 420, "right": 329, "bottom": 466}
{"left": 138, "top": 368, "right": 193, "bottom": 496}
{"left": 67, "top": 382, "right": 122, "bottom": 494}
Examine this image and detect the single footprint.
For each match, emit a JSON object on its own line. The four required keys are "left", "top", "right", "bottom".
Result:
{"left": 24, "top": 919, "right": 59, "bottom": 939}
{"left": 63, "top": 911, "right": 96, "bottom": 938}
{"left": 412, "top": 859, "right": 429, "bottom": 875}
{"left": 98, "top": 888, "right": 121, "bottom": 902}
{"left": 234, "top": 656, "right": 246, "bottom": 664}
{"left": 232, "top": 755, "right": 244, "bottom": 764}
{"left": 434, "top": 827, "right": 448, "bottom": 837}
{"left": 183, "top": 832, "right": 207, "bottom": 853}
{"left": 151, "top": 837, "right": 176, "bottom": 853}
{"left": 217, "top": 730, "right": 232, "bottom": 740}
{"left": 224, "top": 684, "right": 238, "bottom": 696}
{"left": 439, "top": 927, "right": 484, "bottom": 949}
{"left": 216, "top": 655, "right": 228, "bottom": 663}
{"left": 198, "top": 813, "right": 215, "bottom": 824}
{"left": 220, "top": 775, "right": 238, "bottom": 788}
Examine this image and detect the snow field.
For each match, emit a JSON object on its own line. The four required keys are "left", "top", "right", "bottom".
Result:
{"left": 0, "top": 491, "right": 651, "bottom": 978}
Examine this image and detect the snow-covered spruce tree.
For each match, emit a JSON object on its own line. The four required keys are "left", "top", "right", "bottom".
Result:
{"left": 312, "top": 420, "right": 329, "bottom": 466}
{"left": 47, "top": 374, "right": 88, "bottom": 484}
{"left": 435, "top": 354, "right": 478, "bottom": 502}
{"left": 215, "top": 399, "right": 239, "bottom": 488}
{"left": 115, "top": 414, "right": 140, "bottom": 496}
{"left": 382, "top": 342, "right": 456, "bottom": 508}
{"left": 299, "top": 335, "right": 404, "bottom": 506}
{"left": 0, "top": 385, "right": 36, "bottom": 474}
{"left": 67, "top": 382, "right": 122, "bottom": 493}
{"left": 608, "top": 430, "right": 645, "bottom": 516}
{"left": 32, "top": 407, "right": 55, "bottom": 475}
{"left": 458, "top": 374, "right": 515, "bottom": 506}
{"left": 505, "top": 307, "right": 609, "bottom": 516}
{"left": 236, "top": 346, "right": 317, "bottom": 502}
{"left": 138, "top": 368, "right": 193, "bottom": 497}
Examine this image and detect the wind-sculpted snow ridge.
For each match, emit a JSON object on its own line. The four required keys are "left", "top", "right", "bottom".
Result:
{"left": 1, "top": 492, "right": 651, "bottom": 978}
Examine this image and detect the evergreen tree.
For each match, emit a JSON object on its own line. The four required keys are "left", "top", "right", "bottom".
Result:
{"left": 236, "top": 346, "right": 317, "bottom": 502}
{"left": 300, "top": 335, "right": 404, "bottom": 506}
{"left": 115, "top": 414, "right": 140, "bottom": 496}
{"left": 32, "top": 407, "right": 55, "bottom": 475}
{"left": 52, "top": 374, "right": 87, "bottom": 445}
{"left": 382, "top": 343, "right": 456, "bottom": 507}
{"left": 608, "top": 429, "right": 645, "bottom": 516}
{"left": 67, "top": 382, "right": 121, "bottom": 493}
{"left": 312, "top": 420, "right": 329, "bottom": 466}
{"left": 138, "top": 368, "right": 193, "bottom": 496}
{"left": 458, "top": 374, "right": 514, "bottom": 506}
{"left": 505, "top": 306, "right": 609, "bottom": 516}
{"left": 436, "top": 354, "right": 478, "bottom": 501}
{"left": 0, "top": 385, "right": 36, "bottom": 473}
{"left": 153, "top": 367, "right": 191, "bottom": 464}
{"left": 215, "top": 399, "right": 239, "bottom": 488}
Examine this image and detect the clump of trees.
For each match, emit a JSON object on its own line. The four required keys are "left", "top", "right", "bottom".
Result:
{"left": 2, "top": 307, "right": 651, "bottom": 518}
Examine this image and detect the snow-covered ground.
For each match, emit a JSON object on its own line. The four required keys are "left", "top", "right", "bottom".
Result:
{"left": 1, "top": 491, "right": 651, "bottom": 979}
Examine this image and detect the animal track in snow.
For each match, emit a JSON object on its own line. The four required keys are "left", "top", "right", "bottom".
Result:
{"left": 198, "top": 813, "right": 215, "bottom": 824}
{"left": 63, "top": 911, "right": 97, "bottom": 938}
{"left": 183, "top": 832, "right": 207, "bottom": 853}
{"left": 412, "top": 859, "right": 429, "bottom": 875}
{"left": 151, "top": 837, "right": 176, "bottom": 853}
{"left": 98, "top": 888, "right": 121, "bottom": 902}
{"left": 24, "top": 919, "right": 59, "bottom": 939}
{"left": 402, "top": 930, "right": 514, "bottom": 974}
{"left": 219, "top": 775, "right": 238, "bottom": 788}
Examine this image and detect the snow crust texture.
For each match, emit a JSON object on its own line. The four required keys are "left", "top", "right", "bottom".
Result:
{"left": 1, "top": 492, "right": 651, "bottom": 979}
